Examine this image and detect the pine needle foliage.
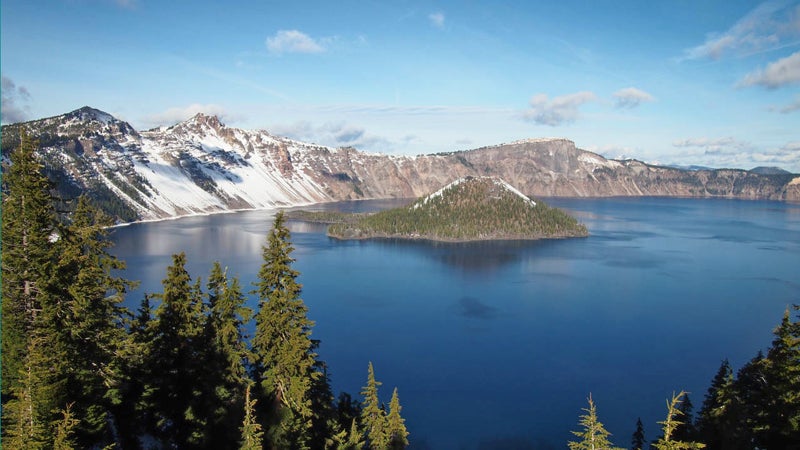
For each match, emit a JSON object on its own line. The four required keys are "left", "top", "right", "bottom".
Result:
{"left": 652, "top": 392, "right": 705, "bottom": 450}
{"left": 386, "top": 388, "right": 409, "bottom": 450}
{"left": 1, "top": 129, "right": 58, "bottom": 399}
{"left": 240, "top": 384, "right": 264, "bottom": 450}
{"left": 360, "top": 362, "right": 386, "bottom": 449}
{"left": 252, "top": 211, "right": 322, "bottom": 448}
{"left": 568, "top": 394, "right": 624, "bottom": 450}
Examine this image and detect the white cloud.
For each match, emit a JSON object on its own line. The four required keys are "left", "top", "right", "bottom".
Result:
{"left": 429, "top": 12, "right": 445, "bottom": 29}
{"left": 771, "top": 95, "right": 800, "bottom": 113}
{"left": 271, "top": 121, "right": 391, "bottom": 151}
{"left": 523, "top": 91, "right": 596, "bottom": 126}
{"left": 739, "top": 51, "right": 800, "bottom": 88}
{"left": 672, "top": 136, "right": 753, "bottom": 154}
{"left": 142, "top": 103, "right": 232, "bottom": 128}
{"left": 670, "top": 136, "right": 800, "bottom": 172}
{"left": 1, "top": 76, "right": 32, "bottom": 124}
{"left": 683, "top": 2, "right": 800, "bottom": 60}
{"left": 266, "top": 30, "right": 325, "bottom": 55}
{"left": 613, "top": 87, "right": 655, "bottom": 109}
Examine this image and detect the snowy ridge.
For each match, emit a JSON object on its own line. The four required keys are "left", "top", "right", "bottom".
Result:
{"left": 8, "top": 106, "right": 794, "bottom": 223}
{"left": 411, "top": 176, "right": 535, "bottom": 210}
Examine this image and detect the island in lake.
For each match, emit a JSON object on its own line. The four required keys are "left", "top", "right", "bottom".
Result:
{"left": 288, "top": 176, "right": 589, "bottom": 242}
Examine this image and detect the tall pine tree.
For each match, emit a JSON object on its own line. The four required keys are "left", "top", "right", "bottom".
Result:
{"left": 631, "top": 417, "right": 645, "bottom": 450}
{"left": 385, "top": 387, "right": 409, "bottom": 450}
{"left": 567, "top": 394, "right": 624, "bottom": 450}
{"left": 142, "top": 252, "right": 209, "bottom": 448}
{"left": 240, "top": 384, "right": 265, "bottom": 450}
{"left": 252, "top": 211, "right": 322, "bottom": 449}
{"left": 652, "top": 392, "right": 705, "bottom": 450}
{"left": 204, "top": 262, "right": 253, "bottom": 449}
{"left": 695, "top": 360, "right": 733, "bottom": 450}
{"left": 52, "top": 196, "right": 133, "bottom": 447}
{"left": 360, "top": 362, "right": 388, "bottom": 450}
{"left": 756, "top": 307, "right": 800, "bottom": 448}
{"left": 1, "top": 129, "right": 58, "bottom": 400}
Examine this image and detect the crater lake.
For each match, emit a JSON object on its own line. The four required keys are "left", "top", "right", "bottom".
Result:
{"left": 109, "top": 197, "right": 800, "bottom": 449}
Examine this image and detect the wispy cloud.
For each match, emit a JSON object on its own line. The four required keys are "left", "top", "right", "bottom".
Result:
{"left": 266, "top": 30, "right": 326, "bottom": 54}
{"left": 672, "top": 136, "right": 753, "bottom": 154}
{"left": 771, "top": 95, "right": 800, "bottom": 113}
{"left": 113, "top": 0, "right": 137, "bottom": 9}
{"left": 739, "top": 51, "right": 800, "bottom": 88}
{"left": 271, "top": 120, "right": 392, "bottom": 151}
{"left": 1, "top": 76, "right": 32, "bottom": 124}
{"left": 142, "top": 103, "right": 233, "bottom": 128}
{"left": 682, "top": 2, "right": 800, "bottom": 60}
{"left": 429, "top": 12, "right": 445, "bottom": 29}
{"left": 613, "top": 87, "right": 655, "bottom": 109}
{"left": 523, "top": 91, "right": 596, "bottom": 126}
{"left": 670, "top": 136, "right": 800, "bottom": 171}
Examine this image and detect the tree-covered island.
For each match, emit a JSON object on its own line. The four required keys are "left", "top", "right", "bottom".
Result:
{"left": 288, "top": 176, "right": 589, "bottom": 242}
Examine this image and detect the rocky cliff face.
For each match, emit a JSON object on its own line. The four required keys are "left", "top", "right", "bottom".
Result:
{"left": 2, "top": 107, "right": 798, "bottom": 223}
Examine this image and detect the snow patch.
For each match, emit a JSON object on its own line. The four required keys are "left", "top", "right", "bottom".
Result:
{"left": 411, "top": 176, "right": 535, "bottom": 210}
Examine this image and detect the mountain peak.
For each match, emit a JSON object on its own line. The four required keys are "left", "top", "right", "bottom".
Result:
{"left": 183, "top": 112, "right": 225, "bottom": 129}
{"left": 414, "top": 176, "right": 535, "bottom": 210}
{"left": 67, "top": 106, "right": 117, "bottom": 124}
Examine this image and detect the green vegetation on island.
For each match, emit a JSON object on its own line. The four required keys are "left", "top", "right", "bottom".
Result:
{"left": 293, "top": 176, "right": 589, "bottom": 241}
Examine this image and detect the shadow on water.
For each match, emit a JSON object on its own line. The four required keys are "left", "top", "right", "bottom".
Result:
{"left": 353, "top": 238, "right": 548, "bottom": 273}
{"left": 452, "top": 296, "right": 499, "bottom": 320}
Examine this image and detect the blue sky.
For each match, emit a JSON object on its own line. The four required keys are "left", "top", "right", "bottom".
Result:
{"left": 2, "top": 0, "right": 799, "bottom": 171}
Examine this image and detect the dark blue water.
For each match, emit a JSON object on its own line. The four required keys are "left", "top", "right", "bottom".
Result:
{"left": 110, "top": 198, "right": 800, "bottom": 449}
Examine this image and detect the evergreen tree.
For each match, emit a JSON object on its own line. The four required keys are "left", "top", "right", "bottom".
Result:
{"left": 567, "top": 394, "right": 624, "bottom": 450}
{"left": 240, "top": 384, "right": 265, "bottom": 450}
{"left": 360, "top": 362, "right": 387, "bottom": 449}
{"left": 695, "top": 360, "right": 733, "bottom": 450}
{"left": 759, "top": 307, "right": 800, "bottom": 448}
{"left": 252, "top": 211, "right": 322, "bottom": 448}
{"left": 652, "top": 392, "right": 705, "bottom": 450}
{"left": 631, "top": 418, "right": 645, "bottom": 450}
{"left": 327, "top": 419, "right": 364, "bottom": 450}
{"left": 114, "top": 294, "right": 157, "bottom": 448}
{"left": 53, "top": 403, "right": 79, "bottom": 450}
{"left": 143, "top": 252, "right": 209, "bottom": 448}
{"left": 1, "top": 332, "right": 62, "bottom": 449}
{"left": 673, "top": 393, "right": 697, "bottom": 442}
{"left": 385, "top": 388, "right": 409, "bottom": 450}
{"left": 725, "top": 352, "right": 768, "bottom": 449}
{"left": 204, "top": 262, "right": 253, "bottom": 449}
{"left": 335, "top": 392, "right": 362, "bottom": 438}
{"left": 51, "top": 196, "right": 132, "bottom": 447}
{"left": 1, "top": 129, "right": 58, "bottom": 400}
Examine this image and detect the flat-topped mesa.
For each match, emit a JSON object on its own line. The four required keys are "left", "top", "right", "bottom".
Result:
{"left": 324, "top": 176, "right": 588, "bottom": 242}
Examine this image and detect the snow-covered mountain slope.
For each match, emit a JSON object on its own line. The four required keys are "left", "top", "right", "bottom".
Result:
{"left": 2, "top": 107, "right": 798, "bottom": 223}
{"left": 412, "top": 176, "right": 535, "bottom": 210}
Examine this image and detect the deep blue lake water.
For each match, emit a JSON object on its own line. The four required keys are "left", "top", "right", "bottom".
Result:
{"left": 110, "top": 197, "right": 800, "bottom": 449}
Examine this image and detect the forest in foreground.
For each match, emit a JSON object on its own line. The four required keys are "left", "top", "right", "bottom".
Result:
{"left": 1, "top": 132, "right": 799, "bottom": 449}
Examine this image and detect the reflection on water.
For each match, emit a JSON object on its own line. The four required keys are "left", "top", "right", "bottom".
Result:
{"left": 110, "top": 198, "right": 800, "bottom": 450}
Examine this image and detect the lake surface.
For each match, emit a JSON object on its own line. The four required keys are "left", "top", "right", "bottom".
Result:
{"left": 110, "top": 197, "right": 800, "bottom": 449}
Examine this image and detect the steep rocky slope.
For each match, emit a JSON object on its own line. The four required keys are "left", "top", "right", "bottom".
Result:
{"left": 2, "top": 107, "right": 798, "bottom": 223}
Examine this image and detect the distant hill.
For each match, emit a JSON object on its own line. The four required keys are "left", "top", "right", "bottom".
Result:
{"left": 750, "top": 166, "right": 792, "bottom": 175}
{"left": 315, "top": 176, "right": 589, "bottom": 241}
